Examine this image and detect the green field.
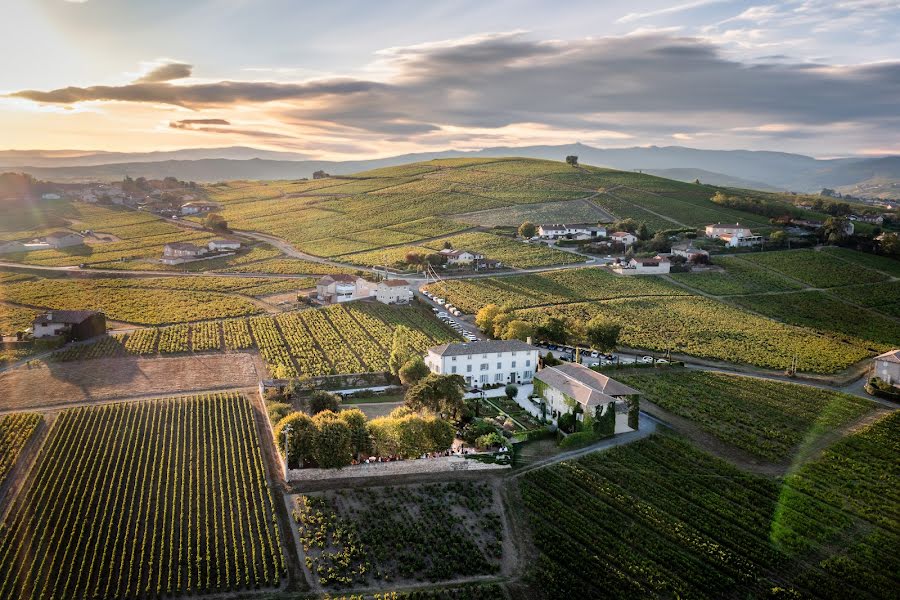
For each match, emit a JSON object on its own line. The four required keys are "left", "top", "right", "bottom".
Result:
{"left": 0, "top": 393, "right": 285, "bottom": 600}
{"left": 520, "top": 421, "right": 899, "bottom": 599}
{"left": 670, "top": 255, "right": 804, "bottom": 295}
{"left": 740, "top": 249, "right": 888, "bottom": 288}
{"left": 616, "top": 371, "right": 874, "bottom": 461}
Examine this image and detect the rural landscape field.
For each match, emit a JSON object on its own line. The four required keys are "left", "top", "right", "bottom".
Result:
{"left": 1, "top": 2, "right": 898, "bottom": 599}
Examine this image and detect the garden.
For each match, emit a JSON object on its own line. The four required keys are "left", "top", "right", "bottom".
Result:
{"left": 292, "top": 482, "right": 504, "bottom": 589}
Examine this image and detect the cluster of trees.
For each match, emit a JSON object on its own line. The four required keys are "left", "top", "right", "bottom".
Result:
{"left": 475, "top": 304, "right": 535, "bottom": 341}
{"left": 711, "top": 191, "right": 802, "bottom": 220}
{"left": 368, "top": 406, "right": 455, "bottom": 459}
{"left": 388, "top": 326, "right": 432, "bottom": 384}
{"left": 274, "top": 408, "right": 369, "bottom": 469}
{"left": 404, "top": 251, "right": 446, "bottom": 269}
{"left": 204, "top": 213, "right": 229, "bottom": 231}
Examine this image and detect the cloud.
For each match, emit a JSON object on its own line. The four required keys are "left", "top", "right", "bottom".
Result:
{"left": 168, "top": 118, "right": 295, "bottom": 140}
{"left": 9, "top": 32, "right": 900, "bottom": 155}
{"left": 135, "top": 61, "right": 193, "bottom": 83}
{"left": 617, "top": 0, "right": 730, "bottom": 23}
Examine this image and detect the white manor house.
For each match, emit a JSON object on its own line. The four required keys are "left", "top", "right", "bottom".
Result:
{"left": 424, "top": 339, "right": 539, "bottom": 387}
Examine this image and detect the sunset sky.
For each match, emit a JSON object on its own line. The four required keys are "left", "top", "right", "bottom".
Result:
{"left": 2, "top": 0, "right": 898, "bottom": 158}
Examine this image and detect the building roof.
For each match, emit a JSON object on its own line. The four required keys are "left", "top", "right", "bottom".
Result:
{"left": 875, "top": 349, "right": 900, "bottom": 364}
{"left": 34, "top": 309, "right": 101, "bottom": 325}
{"left": 439, "top": 249, "right": 470, "bottom": 257}
{"left": 45, "top": 231, "right": 80, "bottom": 240}
{"left": 707, "top": 223, "right": 745, "bottom": 229}
{"left": 380, "top": 279, "right": 410, "bottom": 287}
{"left": 209, "top": 238, "right": 240, "bottom": 245}
{"left": 535, "top": 362, "right": 641, "bottom": 409}
{"left": 165, "top": 242, "right": 205, "bottom": 251}
{"left": 610, "top": 231, "right": 633, "bottom": 238}
{"left": 671, "top": 241, "right": 706, "bottom": 252}
{"left": 427, "top": 339, "right": 536, "bottom": 357}
{"left": 318, "top": 274, "right": 358, "bottom": 284}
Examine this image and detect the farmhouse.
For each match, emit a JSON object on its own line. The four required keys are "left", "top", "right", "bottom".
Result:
{"left": 207, "top": 238, "right": 242, "bottom": 251}
{"left": 161, "top": 242, "right": 208, "bottom": 264}
{"left": 873, "top": 349, "right": 900, "bottom": 386}
{"left": 43, "top": 231, "right": 84, "bottom": 249}
{"left": 439, "top": 249, "right": 483, "bottom": 265}
{"left": 32, "top": 310, "right": 106, "bottom": 341}
{"left": 537, "top": 223, "right": 607, "bottom": 240}
{"left": 180, "top": 201, "right": 220, "bottom": 215}
{"left": 375, "top": 279, "right": 412, "bottom": 304}
{"left": 671, "top": 241, "right": 709, "bottom": 262}
{"left": 424, "top": 339, "right": 539, "bottom": 387}
{"left": 316, "top": 274, "right": 374, "bottom": 303}
{"left": 704, "top": 223, "right": 762, "bottom": 247}
{"left": 533, "top": 362, "right": 640, "bottom": 430}
{"left": 0, "top": 240, "right": 25, "bottom": 254}
{"left": 613, "top": 256, "right": 671, "bottom": 275}
{"left": 609, "top": 231, "right": 637, "bottom": 246}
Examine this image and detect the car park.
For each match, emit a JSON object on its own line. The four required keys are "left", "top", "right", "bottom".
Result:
{"left": 590, "top": 351, "right": 599, "bottom": 358}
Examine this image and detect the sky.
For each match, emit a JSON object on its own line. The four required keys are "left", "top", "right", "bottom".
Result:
{"left": 1, "top": 0, "right": 898, "bottom": 159}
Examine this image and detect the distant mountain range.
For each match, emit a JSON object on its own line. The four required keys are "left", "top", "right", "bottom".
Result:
{"left": 2, "top": 143, "right": 898, "bottom": 197}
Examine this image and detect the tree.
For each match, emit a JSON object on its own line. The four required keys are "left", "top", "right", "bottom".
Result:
{"left": 505, "top": 384, "right": 519, "bottom": 401}
{"left": 565, "top": 155, "right": 579, "bottom": 166}
{"left": 339, "top": 408, "right": 371, "bottom": 459}
{"left": 475, "top": 304, "right": 502, "bottom": 334}
{"left": 636, "top": 223, "right": 650, "bottom": 241}
{"left": 404, "top": 373, "right": 466, "bottom": 418}
{"left": 612, "top": 219, "right": 638, "bottom": 234}
{"left": 694, "top": 178, "right": 701, "bottom": 185}
{"left": 647, "top": 231, "right": 670, "bottom": 252}
{"left": 389, "top": 325, "right": 416, "bottom": 375}
{"left": 312, "top": 411, "right": 352, "bottom": 468}
{"left": 308, "top": 390, "right": 341, "bottom": 415}
{"left": 593, "top": 402, "right": 616, "bottom": 436}
{"left": 442, "top": 240, "right": 453, "bottom": 249}
{"left": 536, "top": 316, "right": 568, "bottom": 344}
{"left": 518, "top": 221, "right": 537, "bottom": 238}
{"left": 404, "top": 251, "right": 425, "bottom": 267}
{"left": 274, "top": 412, "right": 317, "bottom": 468}
{"left": 586, "top": 316, "right": 620, "bottom": 352}
{"left": 491, "top": 311, "right": 516, "bottom": 339}
{"left": 204, "top": 213, "right": 228, "bottom": 231}
{"left": 476, "top": 432, "right": 506, "bottom": 449}
{"left": 769, "top": 230, "right": 787, "bottom": 248}
{"left": 878, "top": 232, "right": 900, "bottom": 256}
{"left": 501, "top": 319, "right": 534, "bottom": 341}
{"left": 399, "top": 356, "right": 430, "bottom": 385}
{"left": 312, "top": 170, "right": 330, "bottom": 179}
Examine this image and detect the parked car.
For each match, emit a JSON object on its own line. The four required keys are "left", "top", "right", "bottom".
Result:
{"left": 656, "top": 358, "right": 669, "bottom": 364}
{"left": 590, "top": 350, "right": 599, "bottom": 358}
{"left": 435, "top": 298, "right": 446, "bottom": 305}
{"left": 641, "top": 356, "right": 654, "bottom": 363}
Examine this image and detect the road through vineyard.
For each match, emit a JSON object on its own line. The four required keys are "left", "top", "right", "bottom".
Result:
{"left": 0, "top": 393, "right": 285, "bottom": 600}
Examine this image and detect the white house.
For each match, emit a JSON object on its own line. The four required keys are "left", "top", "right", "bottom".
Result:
{"left": 376, "top": 279, "right": 412, "bottom": 304}
{"left": 873, "top": 349, "right": 900, "bottom": 386}
{"left": 533, "top": 362, "right": 640, "bottom": 431}
{"left": 537, "top": 223, "right": 607, "bottom": 240}
{"left": 161, "top": 242, "right": 208, "bottom": 264}
{"left": 180, "top": 201, "right": 220, "bottom": 215}
{"left": 316, "top": 274, "right": 374, "bottom": 303}
{"left": 32, "top": 310, "right": 106, "bottom": 340}
{"left": 424, "top": 339, "right": 538, "bottom": 387}
{"left": 613, "top": 256, "right": 670, "bottom": 275}
{"left": 704, "top": 223, "right": 762, "bottom": 247}
{"left": 207, "top": 239, "right": 242, "bottom": 251}
{"left": 439, "top": 249, "right": 483, "bottom": 265}
{"left": 671, "top": 241, "right": 709, "bottom": 262}
{"left": 609, "top": 231, "right": 637, "bottom": 246}
{"left": 43, "top": 231, "right": 84, "bottom": 249}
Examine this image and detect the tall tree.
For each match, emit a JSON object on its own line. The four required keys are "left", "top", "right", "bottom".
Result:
{"left": 389, "top": 325, "right": 416, "bottom": 375}
{"left": 399, "top": 356, "right": 430, "bottom": 385}
{"left": 475, "top": 304, "right": 502, "bottom": 334}
{"left": 312, "top": 410, "right": 353, "bottom": 468}
{"left": 586, "top": 316, "right": 621, "bottom": 352}
{"left": 518, "top": 221, "right": 537, "bottom": 238}
{"left": 404, "top": 373, "right": 466, "bottom": 418}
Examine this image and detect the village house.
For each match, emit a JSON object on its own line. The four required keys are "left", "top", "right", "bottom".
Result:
{"left": 375, "top": 279, "right": 412, "bottom": 304}
{"left": 316, "top": 274, "right": 375, "bottom": 304}
{"left": 851, "top": 214, "right": 884, "bottom": 225}
{"left": 161, "top": 242, "right": 208, "bottom": 264}
{"left": 704, "top": 223, "right": 762, "bottom": 247}
{"left": 180, "top": 201, "right": 221, "bottom": 215}
{"left": 207, "top": 239, "right": 242, "bottom": 252}
{"left": 533, "top": 362, "right": 640, "bottom": 431}
{"left": 609, "top": 231, "right": 638, "bottom": 246}
{"left": 43, "top": 231, "right": 85, "bottom": 249}
{"left": 424, "top": 339, "right": 539, "bottom": 387}
{"left": 439, "top": 249, "right": 484, "bottom": 265}
{"left": 0, "top": 240, "right": 25, "bottom": 254}
{"left": 613, "top": 256, "right": 671, "bottom": 275}
{"left": 32, "top": 310, "right": 106, "bottom": 341}
{"left": 537, "top": 223, "right": 607, "bottom": 240}
{"left": 873, "top": 350, "right": 900, "bottom": 387}
{"left": 671, "top": 241, "right": 709, "bottom": 262}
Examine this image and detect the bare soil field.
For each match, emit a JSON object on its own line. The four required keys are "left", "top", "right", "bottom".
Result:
{"left": 0, "top": 352, "right": 260, "bottom": 412}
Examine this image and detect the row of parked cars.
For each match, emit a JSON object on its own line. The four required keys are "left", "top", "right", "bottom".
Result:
{"left": 533, "top": 341, "right": 668, "bottom": 366}
{"left": 421, "top": 290, "right": 463, "bottom": 316}
{"left": 433, "top": 308, "right": 478, "bottom": 342}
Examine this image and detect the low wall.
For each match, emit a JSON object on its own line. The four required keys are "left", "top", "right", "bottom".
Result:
{"left": 285, "top": 454, "right": 508, "bottom": 482}
{"left": 260, "top": 371, "right": 392, "bottom": 397}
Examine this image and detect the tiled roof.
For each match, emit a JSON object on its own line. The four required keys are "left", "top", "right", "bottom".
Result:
{"left": 428, "top": 339, "right": 536, "bottom": 357}
{"left": 34, "top": 309, "right": 101, "bottom": 325}
{"left": 381, "top": 279, "right": 409, "bottom": 287}
{"left": 875, "top": 349, "right": 900, "bottom": 364}
{"left": 535, "top": 362, "right": 641, "bottom": 403}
